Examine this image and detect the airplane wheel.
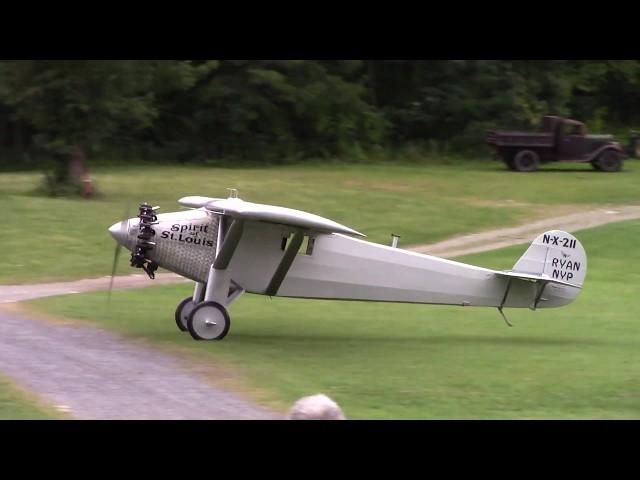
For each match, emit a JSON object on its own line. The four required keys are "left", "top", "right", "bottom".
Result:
{"left": 175, "top": 297, "right": 196, "bottom": 332}
{"left": 187, "top": 301, "right": 230, "bottom": 341}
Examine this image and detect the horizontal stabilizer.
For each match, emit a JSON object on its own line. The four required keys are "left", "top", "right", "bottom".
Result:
{"left": 496, "top": 270, "right": 581, "bottom": 289}
{"left": 497, "top": 272, "right": 582, "bottom": 288}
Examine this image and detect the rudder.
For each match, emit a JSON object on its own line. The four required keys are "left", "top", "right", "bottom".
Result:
{"left": 512, "top": 229, "right": 587, "bottom": 287}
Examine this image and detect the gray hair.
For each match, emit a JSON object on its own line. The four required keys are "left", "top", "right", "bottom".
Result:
{"left": 286, "top": 394, "right": 346, "bottom": 420}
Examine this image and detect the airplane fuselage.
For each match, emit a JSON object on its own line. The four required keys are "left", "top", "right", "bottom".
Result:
{"left": 113, "top": 209, "right": 577, "bottom": 309}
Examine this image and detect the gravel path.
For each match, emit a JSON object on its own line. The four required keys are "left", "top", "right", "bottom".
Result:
{"left": 410, "top": 205, "right": 640, "bottom": 258}
{"left": 0, "top": 307, "right": 279, "bottom": 419}
{"left": 1, "top": 204, "right": 638, "bottom": 419}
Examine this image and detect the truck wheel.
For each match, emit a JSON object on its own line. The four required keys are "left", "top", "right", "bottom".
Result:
{"left": 596, "top": 150, "right": 623, "bottom": 172}
{"left": 512, "top": 150, "right": 540, "bottom": 172}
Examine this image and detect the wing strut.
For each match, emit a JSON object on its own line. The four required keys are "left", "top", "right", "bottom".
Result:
{"left": 265, "top": 229, "right": 305, "bottom": 297}
{"left": 213, "top": 219, "right": 244, "bottom": 269}
{"left": 203, "top": 218, "right": 244, "bottom": 305}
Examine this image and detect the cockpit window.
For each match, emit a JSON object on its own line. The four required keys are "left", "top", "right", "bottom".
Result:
{"left": 281, "top": 233, "right": 315, "bottom": 255}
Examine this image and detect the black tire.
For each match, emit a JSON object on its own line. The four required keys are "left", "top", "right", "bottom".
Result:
{"left": 512, "top": 149, "right": 540, "bottom": 172}
{"left": 595, "top": 150, "right": 623, "bottom": 172}
{"left": 175, "top": 296, "right": 196, "bottom": 332}
{"left": 187, "top": 301, "right": 231, "bottom": 341}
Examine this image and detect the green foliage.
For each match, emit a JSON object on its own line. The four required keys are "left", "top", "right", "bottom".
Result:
{"left": 0, "top": 61, "right": 158, "bottom": 152}
{"left": 151, "top": 60, "right": 385, "bottom": 161}
{"left": 377, "top": 61, "right": 574, "bottom": 146}
{"left": 1, "top": 60, "right": 640, "bottom": 170}
{"left": 38, "top": 169, "right": 85, "bottom": 197}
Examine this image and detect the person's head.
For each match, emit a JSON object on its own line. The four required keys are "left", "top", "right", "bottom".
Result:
{"left": 286, "top": 394, "right": 346, "bottom": 420}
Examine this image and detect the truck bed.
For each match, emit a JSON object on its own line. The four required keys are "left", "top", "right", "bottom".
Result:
{"left": 486, "top": 131, "right": 554, "bottom": 148}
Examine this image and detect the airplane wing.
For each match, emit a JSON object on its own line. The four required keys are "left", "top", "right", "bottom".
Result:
{"left": 178, "top": 196, "right": 365, "bottom": 237}
{"left": 178, "top": 196, "right": 224, "bottom": 208}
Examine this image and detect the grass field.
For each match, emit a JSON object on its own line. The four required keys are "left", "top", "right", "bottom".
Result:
{"left": 2, "top": 158, "right": 640, "bottom": 284}
{"left": 0, "top": 374, "right": 61, "bottom": 419}
{"left": 27, "top": 219, "right": 640, "bottom": 419}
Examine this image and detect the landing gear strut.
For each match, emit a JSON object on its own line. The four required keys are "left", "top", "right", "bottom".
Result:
{"left": 184, "top": 264, "right": 233, "bottom": 340}
{"left": 174, "top": 276, "right": 243, "bottom": 340}
{"left": 177, "top": 217, "right": 244, "bottom": 341}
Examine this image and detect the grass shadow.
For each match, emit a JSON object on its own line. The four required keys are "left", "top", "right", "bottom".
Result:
{"left": 225, "top": 332, "right": 615, "bottom": 348}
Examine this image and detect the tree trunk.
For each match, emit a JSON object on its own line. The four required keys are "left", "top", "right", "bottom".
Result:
{"left": 47, "top": 145, "right": 93, "bottom": 198}
{"left": 68, "top": 146, "right": 93, "bottom": 198}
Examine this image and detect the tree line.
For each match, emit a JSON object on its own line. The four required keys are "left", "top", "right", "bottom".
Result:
{"left": 1, "top": 60, "right": 639, "bottom": 168}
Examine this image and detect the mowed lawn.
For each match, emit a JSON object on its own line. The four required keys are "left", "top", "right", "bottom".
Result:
{"left": 28, "top": 219, "right": 640, "bottom": 419}
{"left": 1, "top": 159, "right": 640, "bottom": 284}
{"left": 0, "top": 374, "right": 61, "bottom": 419}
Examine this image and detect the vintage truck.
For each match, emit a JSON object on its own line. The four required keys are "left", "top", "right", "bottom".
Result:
{"left": 486, "top": 116, "right": 629, "bottom": 172}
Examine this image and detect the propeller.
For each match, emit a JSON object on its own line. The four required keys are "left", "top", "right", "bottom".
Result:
{"left": 107, "top": 203, "right": 132, "bottom": 307}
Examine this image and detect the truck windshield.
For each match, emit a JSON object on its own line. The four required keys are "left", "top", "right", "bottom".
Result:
{"left": 565, "top": 123, "right": 584, "bottom": 135}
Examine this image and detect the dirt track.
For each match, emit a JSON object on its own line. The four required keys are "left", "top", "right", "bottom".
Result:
{"left": 409, "top": 205, "right": 640, "bottom": 258}
{"left": 0, "top": 272, "right": 188, "bottom": 304}
{"left": 1, "top": 205, "right": 639, "bottom": 419}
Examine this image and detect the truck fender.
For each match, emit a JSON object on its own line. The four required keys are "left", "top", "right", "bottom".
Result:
{"left": 586, "top": 144, "right": 628, "bottom": 162}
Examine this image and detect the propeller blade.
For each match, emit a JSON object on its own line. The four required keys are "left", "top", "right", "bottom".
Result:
{"left": 107, "top": 242, "right": 122, "bottom": 305}
{"left": 107, "top": 203, "right": 132, "bottom": 307}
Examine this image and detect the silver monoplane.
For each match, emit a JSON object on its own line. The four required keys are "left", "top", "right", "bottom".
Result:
{"left": 108, "top": 191, "right": 587, "bottom": 340}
